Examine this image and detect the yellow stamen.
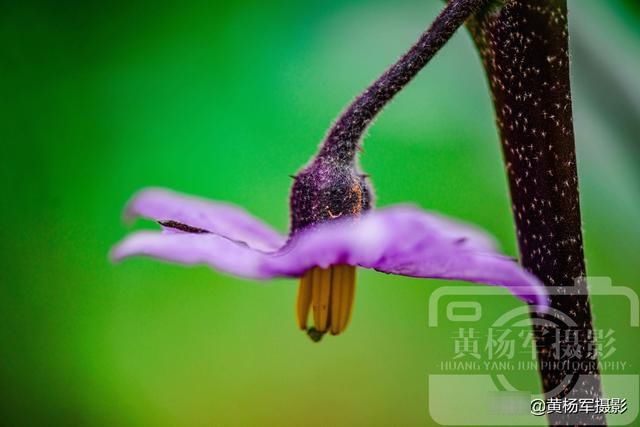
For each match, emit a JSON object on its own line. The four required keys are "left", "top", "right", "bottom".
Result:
{"left": 311, "top": 267, "right": 323, "bottom": 329}
{"left": 296, "top": 265, "right": 357, "bottom": 341}
{"left": 315, "top": 268, "right": 332, "bottom": 332}
{"left": 329, "top": 266, "right": 344, "bottom": 336}
{"left": 339, "top": 266, "right": 356, "bottom": 332}
{"left": 296, "top": 269, "right": 313, "bottom": 330}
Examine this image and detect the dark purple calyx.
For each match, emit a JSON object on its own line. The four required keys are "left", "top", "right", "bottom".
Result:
{"left": 289, "top": 157, "right": 372, "bottom": 234}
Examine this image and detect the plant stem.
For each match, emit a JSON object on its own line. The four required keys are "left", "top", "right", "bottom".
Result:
{"left": 319, "top": 0, "right": 488, "bottom": 164}
{"left": 465, "top": 1, "right": 604, "bottom": 425}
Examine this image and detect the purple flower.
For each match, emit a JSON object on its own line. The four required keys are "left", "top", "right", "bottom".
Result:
{"left": 111, "top": 2, "right": 548, "bottom": 341}
{"left": 112, "top": 186, "right": 547, "bottom": 341}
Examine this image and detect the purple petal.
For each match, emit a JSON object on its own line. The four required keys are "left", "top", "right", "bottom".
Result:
{"left": 112, "top": 204, "right": 547, "bottom": 307}
{"left": 111, "top": 231, "right": 270, "bottom": 279}
{"left": 124, "top": 188, "right": 285, "bottom": 251}
{"left": 265, "top": 206, "right": 547, "bottom": 307}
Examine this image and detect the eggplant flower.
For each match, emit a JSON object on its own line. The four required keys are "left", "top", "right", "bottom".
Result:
{"left": 112, "top": 185, "right": 547, "bottom": 341}
{"left": 111, "top": 0, "right": 547, "bottom": 341}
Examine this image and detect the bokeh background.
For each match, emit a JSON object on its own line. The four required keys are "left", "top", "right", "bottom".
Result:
{"left": 2, "top": 0, "right": 639, "bottom": 425}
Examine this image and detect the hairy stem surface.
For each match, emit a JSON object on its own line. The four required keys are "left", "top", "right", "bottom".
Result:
{"left": 466, "top": 1, "right": 604, "bottom": 425}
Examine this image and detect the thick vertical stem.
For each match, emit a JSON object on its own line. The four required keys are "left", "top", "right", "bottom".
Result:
{"left": 466, "top": 1, "right": 604, "bottom": 425}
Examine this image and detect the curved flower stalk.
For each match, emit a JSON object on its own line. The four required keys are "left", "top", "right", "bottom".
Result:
{"left": 112, "top": 0, "right": 547, "bottom": 341}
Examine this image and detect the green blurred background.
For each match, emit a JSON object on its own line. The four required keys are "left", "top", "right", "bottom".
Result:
{"left": 2, "top": 0, "right": 639, "bottom": 425}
